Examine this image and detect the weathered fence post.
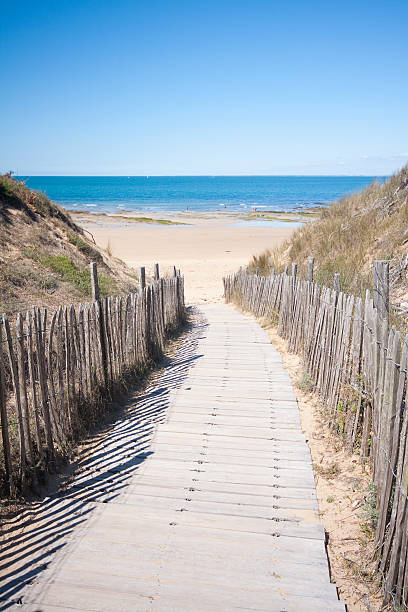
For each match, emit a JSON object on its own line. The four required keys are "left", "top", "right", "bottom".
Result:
{"left": 0, "top": 320, "right": 13, "bottom": 494}
{"left": 291, "top": 263, "right": 297, "bottom": 280}
{"left": 308, "top": 257, "right": 314, "bottom": 282}
{"left": 154, "top": 263, "right": 160, "bottom": 280}
{"left": 173, "top": 266, "right": 177, "bottom": 277}
{"left": 374, "top": 260, "right": 390, "bottom": 321}
{"left": 160, "top": 277, "right": 165, "bottom": 332}
{"left": 90, "top": 262, "right": 100, "bottom": 302}
{"left": 90, "top": 263, "right": 109, "bottom": 388}
{"left": 139, "top": 266, "right": 146, "bottom": 290}
{"left": 284, "top": 265, "right": 289, "bottom": 275}
{"left": 334, "top": 273, "right": 341, "bottom": 294}
{"left": 3, "top": 314, "right": 27, "bottom": 487}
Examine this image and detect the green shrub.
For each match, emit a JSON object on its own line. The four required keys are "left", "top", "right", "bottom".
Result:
{"left": 26, "top": 250, "right": 115, "bottom": 297}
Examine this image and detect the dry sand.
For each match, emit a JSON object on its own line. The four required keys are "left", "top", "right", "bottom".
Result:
{"left": 74, "top": 212, "right": 299, "bottom": 303}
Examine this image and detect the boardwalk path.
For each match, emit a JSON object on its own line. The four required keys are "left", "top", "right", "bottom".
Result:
{"left": 3, "top": 304, "right": 345, "bottom": 611}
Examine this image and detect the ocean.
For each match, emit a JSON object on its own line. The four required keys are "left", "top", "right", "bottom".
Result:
{"left": 19, "top": 175, "right": 385, "bottom": 214}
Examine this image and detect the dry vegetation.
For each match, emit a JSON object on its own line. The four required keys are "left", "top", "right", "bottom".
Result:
{"left": 0, "top": 174, "right": 141, "bottom": 316}
{"left": 249, "top": 164, "right": 408, "bottom": 309}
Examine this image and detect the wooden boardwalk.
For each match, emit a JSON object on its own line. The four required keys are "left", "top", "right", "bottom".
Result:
{"left": 3, "top": 304, "right": 345, "bottom": 611}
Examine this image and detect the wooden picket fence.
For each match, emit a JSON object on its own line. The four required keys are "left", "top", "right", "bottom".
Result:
{"left": 0, "top": 265, "right": 185, "bottom": 497}
{"left": 224, "top": 265, "right": 408, "bottom": 608}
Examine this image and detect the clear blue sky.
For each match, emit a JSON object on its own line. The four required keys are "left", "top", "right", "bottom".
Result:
{"left": 1, "top": 0, "right": 407, "bottom": 175}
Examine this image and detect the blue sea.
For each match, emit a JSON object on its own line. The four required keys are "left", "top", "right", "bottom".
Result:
{"left": 19, "top": 176, "right": 385, "bottom": 214}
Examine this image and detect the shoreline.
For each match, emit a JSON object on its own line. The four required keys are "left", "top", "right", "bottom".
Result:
{"left": 72, "top": 210, "right": 307, "bottom": 303}
{"left": 72, "top": 206, "right": 321, "bottom": 218}
{"left": 71, "top": 208, "right": 318, "bottom": 229}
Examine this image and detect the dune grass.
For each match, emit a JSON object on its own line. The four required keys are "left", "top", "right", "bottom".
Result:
{"left": 248, "top": 165, "right": 408, "bottom": 299}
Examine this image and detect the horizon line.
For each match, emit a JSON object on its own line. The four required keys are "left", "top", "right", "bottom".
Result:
{"left": 14, "top": 173, "right": 389, "bottom": 178}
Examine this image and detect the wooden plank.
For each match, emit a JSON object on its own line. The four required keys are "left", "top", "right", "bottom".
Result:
{"left": 375, "top": 328, "right": 401, "bottom": 550}
{"left": 3, "top": 314, "right": 27, "bottom": 486}
{"left": 5, "top": 303, "right": 344, "bottom": 612}
{"left": 139, "top": 266, "right": 146, "bottom": 290}
{"left": 308, "top": 257, "right": 314, "bottom": 282}
{"left": 373, "top": 259, "right": 389, "bottom": 321}
{"left": 90, "top": 262, "right": 100, "bottom": 302}
{"left": 0, "top": 319, "right": 13, "bottom": 494}
{"left": 32, "top": 308, "right": 54, "bottom": 460}
{"left": 47, "top": 309, "right": 66, "bottom": 447}
{"left": 380, "top": 336, "right": 408, "bottom": 575}
{"left": 26, "top": 311, "right": 44, "bottom": 467}
{"left": 15, "top": 313, "right": 33, "bottom": 465}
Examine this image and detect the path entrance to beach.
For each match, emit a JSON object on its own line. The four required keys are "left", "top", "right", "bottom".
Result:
{"left": 2, "top": 304, "right": 344, "bottom": 611}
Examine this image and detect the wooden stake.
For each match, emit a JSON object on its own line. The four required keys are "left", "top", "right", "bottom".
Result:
{"left": 139, "top": 266, "right": 146, "bottom": 290}
{"left": 0, "top": 320, "right": 13, "bottom": 494}
{"left": 374, "top": 260, "right": 389, "bottom": 321}
{"left": 16, "top": 313, "right": 33, "bottom": 463}
{"left": 90, "top": 262, "right": 100, "bottom": 302}
{"left": 33, "top": 308, "right": 55, "bottom": 460}
{"left": 334, "top": 273, "right": 341, "bottom": 294}
{"left": 26, "top": 311, "right": 42, "bottom": 457}
{"left": 308, "top": 257, "right": 314, "bottom": 282}
{"left": 3, "top": 315, "right": 27, "bottom": 486}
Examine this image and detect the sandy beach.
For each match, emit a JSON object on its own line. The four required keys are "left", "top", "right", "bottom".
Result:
{"left": 73, "top": 211, "right": 302, "bottom": 303}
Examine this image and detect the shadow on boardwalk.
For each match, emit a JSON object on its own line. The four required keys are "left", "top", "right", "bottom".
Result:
{"left": 0, "top": 307, "right": 206, "bottom": 610}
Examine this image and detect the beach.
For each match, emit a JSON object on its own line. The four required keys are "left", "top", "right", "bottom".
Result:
{"left": 73, "top": 211, "right": 301, "bottom": 303}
